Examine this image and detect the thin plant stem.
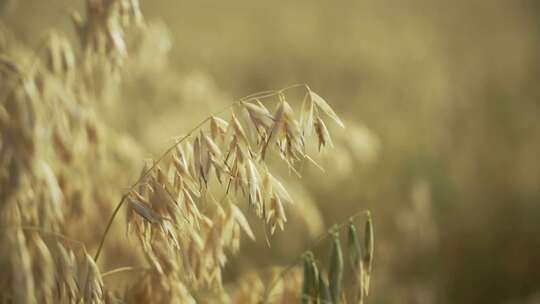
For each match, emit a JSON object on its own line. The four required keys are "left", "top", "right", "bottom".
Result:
{"left": 102, "top": 266, "right": 148, "bottom": 278}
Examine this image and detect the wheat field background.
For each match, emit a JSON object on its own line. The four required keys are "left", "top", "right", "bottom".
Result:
{"left": 1, "top": 0, "right": 540, "bottom": 303}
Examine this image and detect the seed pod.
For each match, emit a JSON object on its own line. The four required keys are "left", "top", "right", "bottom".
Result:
{"left": 328, "top": 233, "right": 344, "bottom": 303}
{"left": 81, "top": 253, "right": 104, "bottom": 302}
{"left": 127, "top": 192, "right": 161, "bottom": 224}
{"left": 302, "top": 253, "right": 315, "bottom": 304}
{"left": 231, "top": 113, "right": 249, "bottom": 145}
{"left": 348, "top": 224, "right": 365, "bottom": 304}
{"left": 314, "top": 117, "right": 333, "bottom": 151}
{"left": 363, "top": 216, "right": 374, "bottom": 272}
{"left": 347, "top": 223, "right": 363, "bottom": 268}
{"left": 318, "top": 271, "right": 332, "bottom": 304}
{"left": 300, "top": 92, "right": 315, "bottom": 136}
{"left": 204, "top": 134, "right": 222, "bottom": 158}
{"left": 309, "top": 90, "right": 345, "bottom": 128}
{"left": 210, "top": 116, "right": 228, "bottom": 142}
{"left": 356, "top": 273, "right": 365, "bottom": 304}
{"left": 230, "top": 203, "right": 255, "bottom": 240}
{"left": 309, "top": 259, "right": 320, "bottom": 299}
{"left": 363, "top": 215, "right": 374, "bottom": 296}
{"left": 300, "top": 252, "right": 320, "bottom": 304}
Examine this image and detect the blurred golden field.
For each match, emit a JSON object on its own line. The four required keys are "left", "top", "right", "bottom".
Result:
{"left": 1, "top": 0, "right": 540, "bottom": 303}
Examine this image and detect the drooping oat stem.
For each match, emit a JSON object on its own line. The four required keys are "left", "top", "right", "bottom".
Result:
{"left": 93, "top": 84, "right": 325, "bottom": 263}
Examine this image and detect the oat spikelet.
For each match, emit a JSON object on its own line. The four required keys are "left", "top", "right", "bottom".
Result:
{"left": 309, "top": 90, "right": 345, "bottom": 128}
{"left": 348, "top": 223, "right": 365, "bottom": 304}
{"left": 29, "top": 233, "right": 56, "bottom": 303}
{"left": 314, "top": 117, "right": 334, "bottom": 151}
{"left": 318, "top": 270, "right": 333, "bottom": 304}
{"left": 80, "top": 253, "right": 104, "bottom": 303}
{"left": 363, "top": 215, "right": 374, "bottom": 296}
{"left": 302, "top": 252, "right": 318, "bottom": 304}
{"left": 328, "top": 232, "right": 344, "bottom": 303}
{"left": 55, "top": 242, "right": 79, "bottom": 302}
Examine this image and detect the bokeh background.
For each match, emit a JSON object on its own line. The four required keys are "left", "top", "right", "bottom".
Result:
{"left": 2, "top": 0, "right": 540, "bottom": 303}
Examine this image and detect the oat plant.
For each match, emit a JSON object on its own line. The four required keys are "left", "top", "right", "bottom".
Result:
{"left": 0, "top": 0, "right": 375, "bottom": 302}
